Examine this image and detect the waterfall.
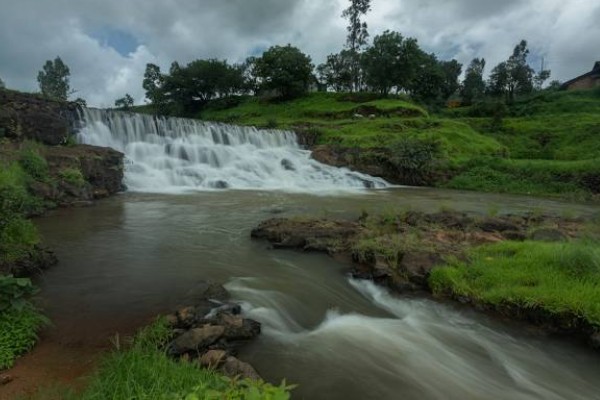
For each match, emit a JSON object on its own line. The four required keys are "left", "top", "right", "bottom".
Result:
{"left": 75, "top": 108, "right": 390, "bottom": 193}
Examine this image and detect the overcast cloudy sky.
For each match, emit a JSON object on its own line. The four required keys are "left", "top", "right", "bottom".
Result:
{"left": 1, "top": 0, "right": 598, "bottom": 106}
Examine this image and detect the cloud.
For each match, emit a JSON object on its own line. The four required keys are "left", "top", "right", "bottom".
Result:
{"left": 0, "top": 0, "right": 598, "bottom": 106}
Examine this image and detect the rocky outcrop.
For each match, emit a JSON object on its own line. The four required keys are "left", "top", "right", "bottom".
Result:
{"left": 162, "top": 281, "right": 263, "bottom": 381}
{"left": 0, "top": 90, "right": 77, "bottom": 145}
{"left": 252, "top": 211, "right": 583, "bottom": 292}
{"left": 0, "top": 246, "right": 58, "bottom": 277}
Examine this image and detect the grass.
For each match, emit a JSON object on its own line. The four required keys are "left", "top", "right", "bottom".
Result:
{"left": 429, "top": 241, "right": 600, "bottom": 327}
{"left": 37, "top": 318, "right": 293, "bottom": 400}
{"left": 445, "top": 157, "right": 600, "bottom": 199}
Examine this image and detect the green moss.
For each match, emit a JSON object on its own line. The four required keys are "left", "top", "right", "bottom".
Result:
{"left": 429, "top": 241, "right": 600, "bottom": 326}
{"left": 59, "top": 168, "right": 85, "bottom": 187}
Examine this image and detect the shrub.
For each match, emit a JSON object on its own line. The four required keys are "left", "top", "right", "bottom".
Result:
{"left": 389, "top": 137, "right": 445, "bottom": 185}
{"left": 19, "top": 146, "right": 49, "bottom": 181}
{"left": 0, "top": 275, "right": 47, "bottom": 370}
{"left": 59, "top": 168, "right": 85, "bottom": 187}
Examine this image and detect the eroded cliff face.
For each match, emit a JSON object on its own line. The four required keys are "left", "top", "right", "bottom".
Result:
{"left": 0, "top": 90, "right": 125, "bottom": 276}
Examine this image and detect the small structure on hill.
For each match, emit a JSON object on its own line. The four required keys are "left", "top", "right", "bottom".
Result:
{"left": 562, "top": 62, "right": 600, "bottom": 90}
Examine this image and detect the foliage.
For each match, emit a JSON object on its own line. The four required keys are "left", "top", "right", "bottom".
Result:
{"left": 487, "top": 40, "right": 537, "bottom": 102}
{"left": 389, "top": 137, "right": 444, "bottom": 185}
{"left": 77, "top": 319, "right": 293, "bottom": 400}
{"left": 317, "top": 50, "right": 353, "bottom": 92}
{"left": 59, "top": 168, "right": 85, "bottom": 187}
{"left": 0, "top": 304, "right": 47, "bottom": 370}
{"left": 18, "top": 146, "right": 49, "bottom": 182}
{"left": 37, "top": 56, "right": 70, "bottom": 101}
{"left": 429, "top": 241, "right": 600, "bottom": 326}
{"left": 255, "top": 45, "right": 314, "bottom": 100}
{"left": 0, "top": 275, "right": 37, "bottom": 312}
{"left": 143, "top": 60, "right": 247, "bottom": 114}
{"left": 0, "top": 163, "right": 41, "bottom": 263}
{"left": 461, "top": 58, "right": 486, "bottom": 105}
{"left": 115, "top": 93, "right": 134, "bottom": 110}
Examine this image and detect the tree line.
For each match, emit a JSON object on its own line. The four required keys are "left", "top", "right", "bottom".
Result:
{"left": 3, "top": 0, "right": 554, "bottom": 112}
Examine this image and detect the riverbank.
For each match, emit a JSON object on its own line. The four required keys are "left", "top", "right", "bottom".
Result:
{"left": 0, "top": 90, "right": 124, "bottom": 375}
{"left": 251, "top": 209, "right": 600, "bottom": 348}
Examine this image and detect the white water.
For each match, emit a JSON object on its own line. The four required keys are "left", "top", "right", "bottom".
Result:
{"left": 75, "top": 109, "right": 389, "bottom": 193}
{"left": 226, "top": 277, "right": 599, "bottom": 400}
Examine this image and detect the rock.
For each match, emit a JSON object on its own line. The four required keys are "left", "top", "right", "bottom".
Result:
{"left": 251, "top": 218, "right": 360, "bottom": 252}
{"left": 215, "top": 313, "right": 261, "bottom": 341}
{"left": 281, "top": 159, "right": 295, "bottom": 171}
{"left": 426, "top": 211, "right": 472, "bottom": 230}
{"left": 477, "top": 217, "right": 521, "bottom": 233}
{"left": 220, "top": 356, "right": 262, "bottom": 381}
{"left": 502, "top": 230, "right": 527, "bottom": 241}
{"left": 199, "top": 350, "right": 228, "bottom": 368}
{"left": 0, "top": 246, "right": 58, "bottom": 277}
{"left": 176, "top": 306, "right": 198, "bottom": 328}
{"left": 530, "top": 228, "right": 568, "bottom": 242}
{"left": 398, "top": 252, "right": 444, "bottom": 287}
{"left": 186, "top": 281, "right": 230, "bottom": 303}
{"left": 0, "top": 374, "right": 13, "bottom": 386}
{"left": 211, "top": 180, "right": 229, "bottom": 189}
{"left": 168, "top": 325, "right": 225, "bottom": 355}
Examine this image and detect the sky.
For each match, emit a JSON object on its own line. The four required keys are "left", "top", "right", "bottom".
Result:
{"left": 1, "top": 0, "right": 599, "bottom": 107}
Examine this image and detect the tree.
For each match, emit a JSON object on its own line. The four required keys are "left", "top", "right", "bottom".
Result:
{"left": 115, "top": 94, "right": 134, "bottom": 110}
{"left": 439, "top": 59, "right": 462, "bottom": 100}
{"left": 342, "top": 0, "right": 371, "bottom": 91}
{"left": 361, "top": 31, "right": 425, "bottom": 95}
{"left": 461, "top": 58, "right": 486, "bottom": 105}
{"left": 488, "top": 40, "right": 535, "bottom": 101}
{"left": 255, "top": 45, "right": 314, "bottom": 99}
{"left": 534, "top": 69, "right": 551, "bottom": 90}
{"left": 317, "top": 50, "right": 353, "bottom": 92}
{"left": 37, "top": 56, "right": 71, "bottom": 101}
{"left": 143, "top": 63, "right": 166, "bottom": 105}
{"left": 0, "top": 76, "right": 4, "bottom": 89}
{"left": 408, "top": 53, "right": 446, "bottom": 105}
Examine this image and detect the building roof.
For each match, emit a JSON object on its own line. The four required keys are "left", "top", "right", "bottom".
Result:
{"left": 561, "top": 61, "right": 600, "bottom": 89}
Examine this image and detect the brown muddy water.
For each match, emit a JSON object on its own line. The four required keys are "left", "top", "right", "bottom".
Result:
{"left": 4, "top": 188, "right": 600, "bottom": 400}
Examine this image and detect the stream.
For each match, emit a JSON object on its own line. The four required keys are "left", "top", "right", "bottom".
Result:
{"left": 26, "top": 189, "right": 600, "bottom": 400}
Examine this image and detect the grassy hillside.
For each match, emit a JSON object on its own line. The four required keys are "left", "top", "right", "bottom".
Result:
{"left": 134, "top": 89, "right": 600, "bottom": 199}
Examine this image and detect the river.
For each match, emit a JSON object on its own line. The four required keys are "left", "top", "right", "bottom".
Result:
{"left": 27, "top": 188, "right": 600, "bottom": 400}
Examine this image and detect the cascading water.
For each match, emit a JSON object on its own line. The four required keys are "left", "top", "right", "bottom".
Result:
{"left": 75, "top": 108, "right": 390, "bottom": 193}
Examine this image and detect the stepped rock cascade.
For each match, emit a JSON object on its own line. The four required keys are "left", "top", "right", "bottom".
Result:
{"left": 75, "top": 109, "right": 389, "bottom": 193}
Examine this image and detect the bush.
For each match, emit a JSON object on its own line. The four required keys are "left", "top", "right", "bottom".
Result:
{"left": 389, "top": 137, "right": 445, "bottom": 185}
{"left": 0, "top": 275, "right": 47, "bottom": 370}
{"left": 59, "top": 168, "right": 85, "bottom": 187}
{"left": 19, "top": 146, "right": 49, "bottom": 181}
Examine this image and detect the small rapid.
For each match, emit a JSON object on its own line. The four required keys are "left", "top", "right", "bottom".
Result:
{"left": 227, "top": 277, "right": 600, "bottom": 400}
{"left": 75, "top": 108, "right": 389, "bottom": 193}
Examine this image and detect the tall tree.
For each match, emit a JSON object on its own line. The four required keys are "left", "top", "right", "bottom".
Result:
{"left": 143, "top": 63, "right": 165, "bottom": 105}
{"left": 0, "top": 76, "right": 5, "bottom": 89}
{"left": 255, "top": 45, "right": 314, "bottom": 99}
{"left": 461, "top": 58, "right": 486, "bottom": 105}
{"left": 488, "top": 40, "right": 535, "bottom": 101}
{"left": 439, "top": 59, "right": 462, "bottom": 100}
{"left": 342, "top": 0, "right": 371, "bottom": 91}
{"left": 408, "top": 53, "right": 446, "bottom": 105}
{"left": 37, "top": 56, "right": 71, "bottom": 101}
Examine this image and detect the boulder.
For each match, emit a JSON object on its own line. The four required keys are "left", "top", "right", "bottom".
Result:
{"left": 199, "top": 349, "right": 228, "bottom": 368}
{"left": 168, "top": 325, "right": 225, "bottom": 355}
{"left": 215, "top": 313, "right": 261, "bottom": 341}
{"left": 220, "top": 356, "right": 262, "bottom": 381}
{"left": 399, "top": 252, "right": 444, "bottom": 287}
{"left": 477, "top": 217, "right": 521, "bottom": 233}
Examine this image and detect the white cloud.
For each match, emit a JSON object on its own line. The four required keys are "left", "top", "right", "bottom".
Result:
{"left": 0, "top": 0, "right": 598, "bottom": 106}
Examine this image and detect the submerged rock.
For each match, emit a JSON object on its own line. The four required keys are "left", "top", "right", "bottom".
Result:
{"left": 220, "top": 356, "right": 262, "bottom": 380}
